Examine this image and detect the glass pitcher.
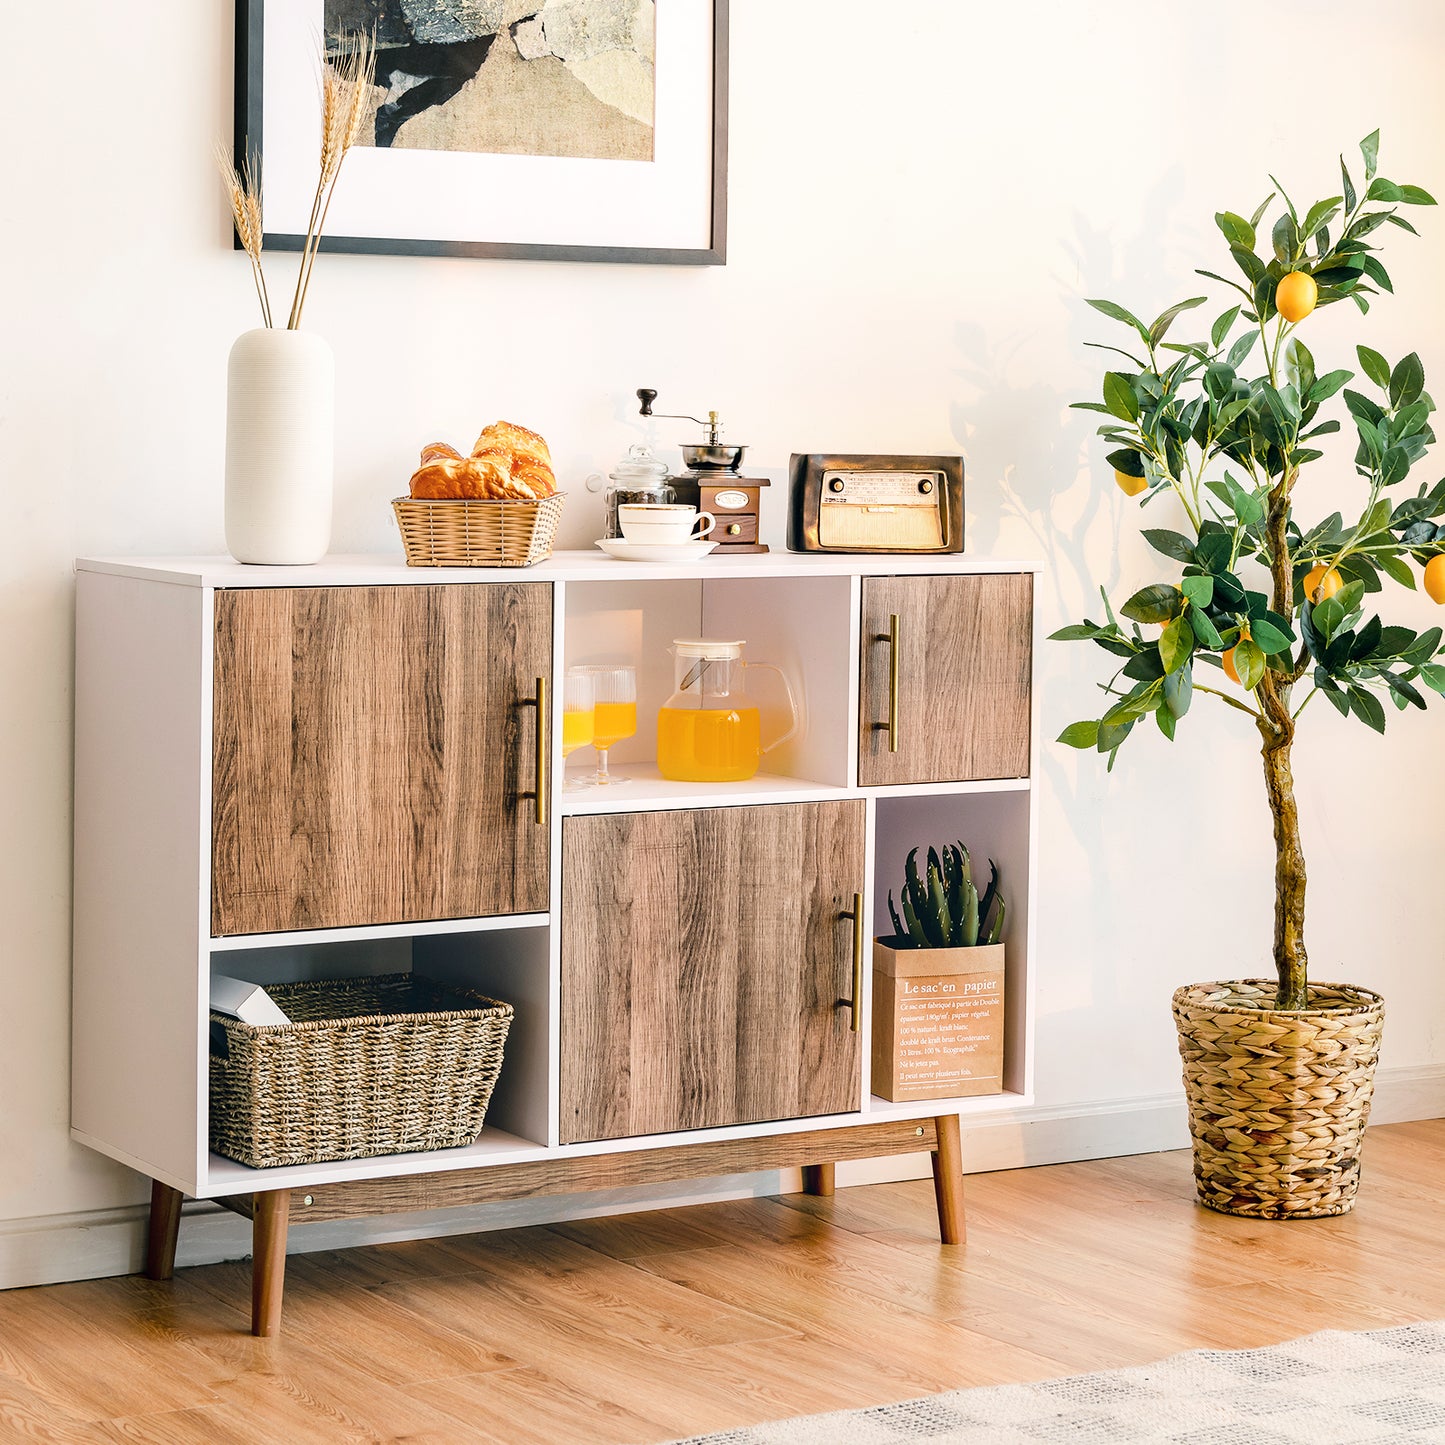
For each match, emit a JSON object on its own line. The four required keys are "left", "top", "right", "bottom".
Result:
{"left": 657, "top": 639, "right": 799, "bottom": 782}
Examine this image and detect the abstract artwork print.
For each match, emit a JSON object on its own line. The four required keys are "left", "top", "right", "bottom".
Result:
{"left": 324, "top": 0, "right": 656, "bottom": 161}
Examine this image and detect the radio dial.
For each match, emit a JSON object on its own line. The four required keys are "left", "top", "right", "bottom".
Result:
{"left": 828, "top": 478, "right": 845, "bottom": 493}
{"left": 919, "top": 479, "right": 934, "bottom": 494}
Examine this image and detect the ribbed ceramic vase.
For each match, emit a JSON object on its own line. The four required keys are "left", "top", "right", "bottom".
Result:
{"left": 224, "top": 328, "right": 334, "bottom": 565}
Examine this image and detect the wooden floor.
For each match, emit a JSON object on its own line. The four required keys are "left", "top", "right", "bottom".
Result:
{"left": 5, "top": 1121, "right": 1445, "bottom": 1443}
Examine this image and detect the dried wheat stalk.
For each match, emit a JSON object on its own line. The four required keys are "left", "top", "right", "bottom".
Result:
{"left": 289, "top": 29, "right": 377, "bottom": 329}
{"left": 215, "top": 142, "right": 273, "bottom": 328}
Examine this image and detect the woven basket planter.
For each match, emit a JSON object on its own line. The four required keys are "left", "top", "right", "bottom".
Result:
{"left": 1172, "top": 979, "right": 1385, "bottom": 1219}
{"left": 210, "top": 974, "right": 513, "bottom": 1169}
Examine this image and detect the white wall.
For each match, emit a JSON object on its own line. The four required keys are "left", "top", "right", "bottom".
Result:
{"left": 5, "top": 1, "right": 1445, "bottom": 1280}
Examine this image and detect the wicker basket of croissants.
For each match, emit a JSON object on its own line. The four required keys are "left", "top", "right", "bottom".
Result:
{"left": 392, "top": 420, "right": 564, "bottom": 567}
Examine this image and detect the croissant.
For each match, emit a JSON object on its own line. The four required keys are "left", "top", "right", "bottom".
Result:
{"left": 474, "top": 420, "right": 551, "bottom": 466}
{"left": 511, "top": 458, "right": 556, "bottom": 498}
{"left": 409, "top": 454, "right": 510, "bottom": 500}
{"left": 419, "top": 441, "right": 463, "bottom": 466}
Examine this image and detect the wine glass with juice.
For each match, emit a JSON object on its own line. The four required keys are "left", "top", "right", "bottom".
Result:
{"left": 582, "top": 664, "right": 637, "bottom": 785}
{"left": 561, "top": 667, "right": 596, "bottom": 792}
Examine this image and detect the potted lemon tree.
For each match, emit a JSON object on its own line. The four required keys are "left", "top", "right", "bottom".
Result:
{"left": 1056, "top": 132, "right": 1442, "bottom": 1218}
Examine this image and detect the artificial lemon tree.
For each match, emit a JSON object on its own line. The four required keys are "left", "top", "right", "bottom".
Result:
{"left": 1057, "top": 132, "right": 1442, "bottom": 1011}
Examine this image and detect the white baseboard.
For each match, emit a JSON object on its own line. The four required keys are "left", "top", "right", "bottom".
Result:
{"left": 7, "top": 1064, "right": 1443, "bottom": 1292}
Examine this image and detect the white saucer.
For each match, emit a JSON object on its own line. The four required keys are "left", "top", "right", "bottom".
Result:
{"left": 595, "top": 537, "right": 720, "bottom": 562}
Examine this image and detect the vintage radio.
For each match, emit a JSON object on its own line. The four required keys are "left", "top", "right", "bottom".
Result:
{"left": 787, "top": 453, "right": 964, "bottom": 554}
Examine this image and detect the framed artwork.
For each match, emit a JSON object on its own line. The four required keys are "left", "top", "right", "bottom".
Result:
{"left": 235, "top": 1, "right": 728, "bottom": 264}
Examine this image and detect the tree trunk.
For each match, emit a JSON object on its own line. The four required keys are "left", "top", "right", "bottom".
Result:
{"left": 1259, "top": 727, "right": 1308, "bottom": 1008}
{"left": 1259, "top": 467, "right": 1308, "bottom": 1010}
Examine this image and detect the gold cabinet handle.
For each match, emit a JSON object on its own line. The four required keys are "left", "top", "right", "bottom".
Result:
{"left": 872, "top": 614, "right": 900, "bottom": 752}
{"left": 533, "top": 676, "right": 547, "bottom": 825}
{"left": 838, "top": 891, "right": 864, "bottom": 1032}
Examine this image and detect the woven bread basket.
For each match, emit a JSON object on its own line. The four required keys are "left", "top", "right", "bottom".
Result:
{"left": 393, "top": 492, "right": 564, "bottom": 567}
{"left": 1172, "top": 979, "right": 1384, "bottom": 1219}
{"left": 210, "top": 974, "right": 513, "bottom": 1169}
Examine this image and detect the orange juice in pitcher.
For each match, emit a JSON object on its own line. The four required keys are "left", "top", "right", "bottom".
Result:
{"left": 656, "top": 640, "right": 797, "bottom": 783}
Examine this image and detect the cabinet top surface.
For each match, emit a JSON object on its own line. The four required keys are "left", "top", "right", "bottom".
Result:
{"left": 74, "top": 551, "right": 1043, "bottom": 587}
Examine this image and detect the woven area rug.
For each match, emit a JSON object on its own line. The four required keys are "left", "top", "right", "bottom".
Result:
{"left": 667, "top": 1321, "right": 1445, "bottom": 1444}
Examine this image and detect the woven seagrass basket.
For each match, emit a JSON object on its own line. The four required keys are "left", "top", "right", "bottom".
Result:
{"left": 1172, "top": 979, "right": 1384, "bottom": 1219}
{"left": 210, "top": 974, "right": 513, "bottom": 1169}
{"left": 392, "top": 492, "right": 564, "bottom": 567}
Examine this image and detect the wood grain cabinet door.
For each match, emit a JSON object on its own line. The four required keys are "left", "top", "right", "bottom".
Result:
{"left": 859, "top": 574, "right": 1033, "bottom": 786}
{"left": 212, "top": 584, "right": 551, "bottom": 936}
{"left": 561, "top": 801, "right": 865, "bottom": 1144}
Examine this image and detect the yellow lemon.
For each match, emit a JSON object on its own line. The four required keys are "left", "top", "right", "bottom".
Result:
{"left": 1114, "top": 469, "right": 1148, "bottom": 497}
{"left": 1222, "top": 625, "right": 1251, "bottom": 686}
{"left": 1303, "top": 564, "right": 1343, "bottom": 603}
{"left": 1425, "top": 554, "right": 1445, "bottom": 604}
{"left": 1275, "top": 271, "right": 1318, "bottom": 324}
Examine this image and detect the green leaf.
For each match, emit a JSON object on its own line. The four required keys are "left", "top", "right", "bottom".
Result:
{"left": 1357, "top": 345, "right": 1392, "bottom": 389}
{"left": 1307, "top": 369, "right": 1353, "bottom": 403}
{"left": 1381, "top": 446, "right": 1410, "bottom": 487}
{"left": 1233, "top": 638, "right": 1266, "bottom": 690}
{"left": 1388, "top": 214, "right": 1420, "bottom": 234}
{"left": 1400, "top": 184, "right": 1437, "bottom": 205}
{"left": 1249, "top": 192, "right": 1277, "bottom": 229}
{"left": 1301, "top": 197, "right": 1342, "bottom": 240}
{"left": 1390, "top": 352, "right": 1425, "bottom": 408}
{"left": 1358, "top": 255, "right": 1394, "bottom": 294}
{"left": 1366, "top": 177, "right": 1404, "bottom": 203}
{"left": 1121, "top": 583, "right": 1182, "bottom": 624}
{"left": 1420, "top": 663, "right": 1445, "bottom": 693}
{"left": 1148, "top": 296, "right": 1207, "bottom": 347}
{"left": 1103, "top": 371, "right": 1140, "bottom": 421}
{"left": 1086, "top": 298, "right": 1151, "bottom": 341}
{"left": 1227, "top": 332, "right": 1257, "bottom": 369}
{"left": 1347, "top": 686, "right": 1387, "bottom": 733}
{"left": 1141, "top": 528, "right": 1196, "bottom": 563}
{"left": 1211, "top": 305, "right": 1241, "bottom": 349}
{"left": 1160, "top": 615, "right": 1195, "bottom": 675}
{"left": 1269, "top": 174, "right": 1299, "bottom": 222}
{"left": 1378, "top": 551, "right": 1417, "bottom": 589}
{"left": 1156, "top": 706, "right": 1177, "bottom": 741}
{"left": 1340, "top": 156, "right": 1357, "bottom": 212}
{"left": 1180, "top": 574, "right": 1214, "bottom": 608}
{"left": 1057, "top": 720, "right": 1100, "bottom": 749}
{"left": 1106, "top": 447, "right": 1145, "bottom": 478}
{"left": 1163, "top": 663, "right": 1193, "bottom": 718}
{"left": 1361, "top": 129, "right": 1380, "bottom": 181}
{"left": 1215, "top": 212, "right": 1255, "bottom": 248}
{"left": 1230, "top": 245, "right": 1267, "bottom": 286}
{"left": 1188, "top": 604, "right": 1224, "bottom": 650}
{"left": 1250, "top": 617, "right": 1294, "bottom": 655}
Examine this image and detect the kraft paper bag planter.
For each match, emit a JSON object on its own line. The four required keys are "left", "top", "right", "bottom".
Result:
{"left": 872, "top": 940, "right": 1005, "bottom": 1102}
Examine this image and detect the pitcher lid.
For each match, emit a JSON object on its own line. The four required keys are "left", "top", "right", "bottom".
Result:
{"left": 673, "top": 638, "right": 744, "bottom": 659}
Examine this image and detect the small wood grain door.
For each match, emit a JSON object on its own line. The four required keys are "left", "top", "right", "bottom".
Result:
{"left": 561, "top": 801, "right": 865, "bottom": 1144}
{"left": 859, "top": 574, "right": 1032, "bottom": 786}
{"left": 212, "top": 584, "right": 550, "bottom": 936}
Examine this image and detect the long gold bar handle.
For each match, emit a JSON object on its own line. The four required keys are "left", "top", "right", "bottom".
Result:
{"left": 838, "top": 892, "right": 864, "bottom": 1033}
{"left": 871, "top": 614, "right": 901, "bottom": 753}
{"left": 887, "top": 613, "right": 900, "bottom": 752}
{"left": 533, "top": 676, "right": 547, "bottom": 825}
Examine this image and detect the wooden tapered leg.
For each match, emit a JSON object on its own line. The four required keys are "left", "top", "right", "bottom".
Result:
{"left": 251, "top": 1190, "right": 291, "bottom": 1337}
{"left": 930, "top": 1113, "right": 965, "bottom": 1245}
{"left": 144, "top": 1181, "right": 184, "bottom": 1281}
{"left": 801, "top": 1162, "right": 835, "bottom": 1197}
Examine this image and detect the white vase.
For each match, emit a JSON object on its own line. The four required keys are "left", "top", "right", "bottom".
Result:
{"left": 224, "top": 328, "right": 335, "bottom": 565}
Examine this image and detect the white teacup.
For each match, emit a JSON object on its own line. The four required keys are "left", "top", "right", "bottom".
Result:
{"left": 618, "top": 504, "right": 716, "bottom": 546}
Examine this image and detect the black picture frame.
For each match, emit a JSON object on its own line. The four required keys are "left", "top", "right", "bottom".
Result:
{"left": 235, "top": 0, "right": 728, "bottom": 265}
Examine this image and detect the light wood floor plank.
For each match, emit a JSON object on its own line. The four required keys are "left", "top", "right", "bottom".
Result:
{"left": 4, "top": 1123, "right": 1445, "bottom": 1443}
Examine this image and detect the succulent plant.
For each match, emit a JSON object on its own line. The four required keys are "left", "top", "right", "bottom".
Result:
{"left": 887, "top": 842, "right": 1005, "bottom": 949}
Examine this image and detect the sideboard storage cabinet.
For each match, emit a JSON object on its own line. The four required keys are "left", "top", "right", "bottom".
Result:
{"left": 73, "top": 552, "right": 1038, "bottom": 1337}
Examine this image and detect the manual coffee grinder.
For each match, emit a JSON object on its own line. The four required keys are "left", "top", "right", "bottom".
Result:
{"left": 636, "top": 388, "right": 770, "bottom": 554}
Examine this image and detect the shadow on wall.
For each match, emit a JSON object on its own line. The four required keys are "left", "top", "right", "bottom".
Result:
{"left": 946, "top": 174, "right": 1208, "bottom": 1055}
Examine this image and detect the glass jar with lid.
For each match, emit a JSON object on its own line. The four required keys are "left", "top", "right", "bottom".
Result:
{"left": 586, "top": 444, "right": 675, "bottom": 538}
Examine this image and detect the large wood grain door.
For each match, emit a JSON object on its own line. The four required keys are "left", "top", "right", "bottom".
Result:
{"left": 212, "top": 584, "right": 550, "bottom": 936}
{"left": 561, "top": 801, "right": 865, "bottom": 1144}
{"left": 859, "top": 574, "right": 1032, "bottom": 786}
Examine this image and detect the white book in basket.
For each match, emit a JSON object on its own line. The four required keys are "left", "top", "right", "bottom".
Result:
{"left": 211, "top": 974, "right": 291, "bottom": 1026}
